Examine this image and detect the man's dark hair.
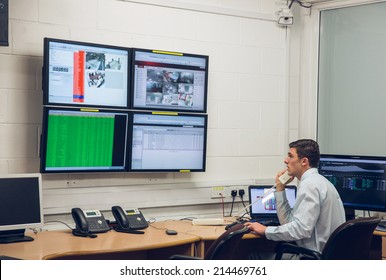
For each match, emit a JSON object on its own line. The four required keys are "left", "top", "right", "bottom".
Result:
{"left": 289, "top": 139, "right": 320, "bottom": 168}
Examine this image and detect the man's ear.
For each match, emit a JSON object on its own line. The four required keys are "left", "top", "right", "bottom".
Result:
{"left": 301, "top": 157, "right": 309, "bottom": 167}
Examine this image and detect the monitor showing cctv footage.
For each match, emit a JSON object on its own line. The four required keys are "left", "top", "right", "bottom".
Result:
{"left": 131, "top": 48, "right": 209, "bottom": 113}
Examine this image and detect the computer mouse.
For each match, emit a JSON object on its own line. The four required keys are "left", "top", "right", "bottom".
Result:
{"left": 165, "top": 229, "right": 178, "bottom": 235}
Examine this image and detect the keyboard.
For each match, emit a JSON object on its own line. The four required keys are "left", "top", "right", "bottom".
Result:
{"left": 258, "top": 219, "right": 280, "bottom": 226}
{"left": 192, "top": 218, "right": 225, "bottom": 226}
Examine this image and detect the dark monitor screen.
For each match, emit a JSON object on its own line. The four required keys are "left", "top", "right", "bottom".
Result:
{"left": 131, "top": 48, "right": 208, "bottom": 113}
{"left": 43, "top": 38, "right": 130, "bottom": 108}
{"left": 129, "top": 112, "right": 207, "bottom": 172}
{"left": 40, "top": 107, "right": 129, "bottom": 173}
{"left": 318, "top": 154, "right": 386, "bottom": 211}
{"left": 0, "top": 174, "right": 44, "bottom": 243}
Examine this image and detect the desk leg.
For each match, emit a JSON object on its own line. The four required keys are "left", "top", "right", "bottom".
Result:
{"left": 196, "top": 240, "right": 208, "bottom": 259}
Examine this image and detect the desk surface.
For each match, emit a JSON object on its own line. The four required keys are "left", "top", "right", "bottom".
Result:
{"left": 0, "top": 222, "right": 201, "bottom": 260}
{"left": 154, "top": 220, "right": 260, "bottom": 240}
{"left": 374, "top": 230, "right": 386, "bottom": 237}
{"left": 0, "top": 221, "right": 383, "bottom": 260}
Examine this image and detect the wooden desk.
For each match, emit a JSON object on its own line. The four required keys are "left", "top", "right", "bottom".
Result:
{"left": 0, "top": 224, "right": 199, "bottom": 260}
{"left": 0, "top": 221, "right": 384, "bottom": 260}
{"left": 153, "top": 220, "right": 277, "bottom": 259}
{"left": 373, "top": 230, "right": 386, "bottom": 260}
{"left": 155, "top": 220, "right": 385, "bottom": 259}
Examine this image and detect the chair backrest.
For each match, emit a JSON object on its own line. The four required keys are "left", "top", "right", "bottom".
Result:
{"left": 321, "top": 217, "right": 380, "bottom": 260}
{"left": 204, "top": 223, "right": 249, "bottom": 260}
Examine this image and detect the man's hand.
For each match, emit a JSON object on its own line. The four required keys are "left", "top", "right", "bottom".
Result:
{"left": 244, "top": 222, "right": 267, "bottom": 235}
{"left": 275, "top": 169, "right": 293, "bottom": 191}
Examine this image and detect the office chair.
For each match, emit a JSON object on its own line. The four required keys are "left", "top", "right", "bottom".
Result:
{"left": 275, "top": 217, "right": 381, "bottom": 260}
{"left": 170, "top": 223, "right": 250, "bottom": 260}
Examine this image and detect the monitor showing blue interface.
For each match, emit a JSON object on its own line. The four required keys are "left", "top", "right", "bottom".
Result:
{"left": 129, "top": 112, "right": 207, "bottom": 172}
{"left": 43, "top": 38, "right": 130, "bottom": 108}
{"left": 131, "top": 48, "right": 208, "bottom": 112}
{"left": 319, "top": 154, "right": 386, "bottom": 211}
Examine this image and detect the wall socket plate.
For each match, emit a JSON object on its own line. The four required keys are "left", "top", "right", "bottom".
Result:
{"left": 211, "top": 186, "right": 225, "bottom": 198}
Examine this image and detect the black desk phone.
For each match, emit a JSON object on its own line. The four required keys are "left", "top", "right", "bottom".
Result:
{"left": 111, "top": 206, "right": 148, "bottom": 234}
{"left": 71, "top": 208, "right": 110, "bottom": 238}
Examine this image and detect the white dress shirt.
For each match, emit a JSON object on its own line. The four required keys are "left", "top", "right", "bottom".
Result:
{"left": 265, "top": 168, "right": 346, "bottom": 253}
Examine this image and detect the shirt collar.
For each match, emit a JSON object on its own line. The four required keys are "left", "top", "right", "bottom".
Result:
{"left": 300, "top": 167, "right": 318, "bottom": 182}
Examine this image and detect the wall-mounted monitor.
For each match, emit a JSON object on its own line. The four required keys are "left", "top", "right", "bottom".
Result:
{"left": 43, "top": 38, "right": 130, "bottom": 108}
{"left": 131, "top": 48, "right": 209, "bottom": 113}
{"left": 129, "top": 112, "right": 207, "bottom": 172}
{"left": 318, "top": 154, "right": 386, "bottom": 212}
{"left": 0, "top": 174, "right": 44, "bottom": 243}
{"left": 40, "top": 107, "right": 129, "bottom": 173}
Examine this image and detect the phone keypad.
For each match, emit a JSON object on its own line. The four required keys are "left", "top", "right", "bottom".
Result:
{"left": 88, "top": 219, "right": 110, "bottom": 233}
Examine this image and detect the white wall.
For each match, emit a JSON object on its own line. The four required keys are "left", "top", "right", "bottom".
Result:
{"left": 0, "top": 0, "right": 300, "bottom": 229}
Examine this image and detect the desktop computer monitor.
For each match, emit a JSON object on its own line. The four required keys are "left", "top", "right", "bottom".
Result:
{"left": 0, "top": 174, "right": 44, "bottom": 243}
{"left": 43, "top": 38, "right": 130, "bottom": 109}
{"left": 40, "top": 107, "right": 129, "bottom": 173}
{"left": 131, "top": 48, "right": 208, "bottom": 113}
{"left": 129, "top": 112, "right": 207, "bottom": 172}
{"left": 319, "top": 154, "right": 386, "bottom": 212}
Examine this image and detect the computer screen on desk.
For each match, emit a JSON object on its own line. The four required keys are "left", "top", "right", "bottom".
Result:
{"left": 248, "top": 185, "right": 297, "bottom": 220}
{"left": 319, "top": 154, "right": 386, "bottom": 212}
{"left": 0, "top": 174, "right": 44, "bottom": 243}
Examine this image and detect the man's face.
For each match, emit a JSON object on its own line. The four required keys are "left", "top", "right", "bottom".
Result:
{"left": 284, "top": 147, "right": 303, "bottom": 178}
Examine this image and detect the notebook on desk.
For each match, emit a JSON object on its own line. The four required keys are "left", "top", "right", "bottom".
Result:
{"left": 248, "top": 185, "right": 297, "bottom": 226}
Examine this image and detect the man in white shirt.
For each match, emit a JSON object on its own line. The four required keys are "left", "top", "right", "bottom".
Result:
{"left": 245, "top": 139, "right": 346, "bottom": 259}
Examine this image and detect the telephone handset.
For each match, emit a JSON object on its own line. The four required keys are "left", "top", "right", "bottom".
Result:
{"left": 112, "top": 206, "right": 148, "bottom": 234}
{"left": 71, "top": 208, "right": 110, "bottom": 238}
{"left": 278, "top": 171, "right": 293, "bottom": 185}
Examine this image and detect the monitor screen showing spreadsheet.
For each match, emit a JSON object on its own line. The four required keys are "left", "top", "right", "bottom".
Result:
{"left": 43, "top": 38, "right": 130, "bottom": 108}
{"left": 131, "top": 48, "right": 208, "bottom": 112}
{"left": 129, "top": 112, "right": 207, "bottom": 172}
{"left": 319, "top": 154, "right": 386, "bottom": 211}
{"left": 40, "top": 107, "right": 129, "bottom": 173}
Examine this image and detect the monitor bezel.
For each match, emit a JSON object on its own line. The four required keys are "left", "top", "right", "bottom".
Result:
{"left": 43, "top": 37, "right": 131, "bottom": 109}
{"left": 40, "top": 106, "right": 130, "bottom": 174}
{"left": 130, "top": 48, "right": 209, "bottom": 113}
{"left": 319, "top": 153, "right": 386, "bottom": 212}
{"left": 128, "top": 111, "right": 208, "bottom": 172}
{"left": 0, "top": 173, "right": 44, "bottom": 232}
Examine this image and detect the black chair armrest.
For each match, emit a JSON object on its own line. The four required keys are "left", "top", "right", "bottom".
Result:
{"left": 275, "top": 243, "right": 321, "bottom": 260}
{"left": 169, "top": 255, "right": 201, "bottom": 260}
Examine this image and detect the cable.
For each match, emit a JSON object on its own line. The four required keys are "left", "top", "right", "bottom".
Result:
{"left": 239, "top": 189, "right": 249, "bottom": 215}
{"left": 229, "top": 190, "right": 238, "bottom": 216}
{"left": 220, "top": 192, "right": 225, "bottom": 217}
{"left": 288, "top": 0, "right": 311, "bottom": 9}
{"left": 44, "top": 220, "right": 73, "bottom": 230}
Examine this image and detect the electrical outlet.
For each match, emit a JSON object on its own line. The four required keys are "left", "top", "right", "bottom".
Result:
{"left": 237, "top": 186, "right": 248, "bottom": 199}
{"left": 211, "top": 186, "right": 225, "bottom": 198}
